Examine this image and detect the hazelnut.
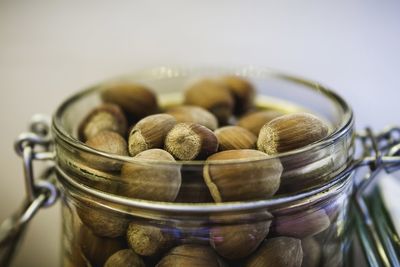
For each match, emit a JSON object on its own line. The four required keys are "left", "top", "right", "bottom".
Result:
{"left": 76, "top": 201, "right": 129, "bottom": 238}
{"left": 273, "top": 208, "right": 330, "bottom": 238}
{"left": 127, "top": 223, "right": 175, "bottom": 257}
{"left": 237, "top": 110, "right": 285, "bottom": 136}
{"left": 301, "top": 238, "right": 321, "bottom": 267}
{"left": 209, "top": 212, "right": 272, "bottom": 260}
{"left": 128, "top": 114, "right": 177, "bottom": 156}
{"left": 78, "top": 224, "right": 127, "bottom": 267}
{"left": 104, "top": 249, "right": 145, "bottom": 267}
{"left": 245, "top": 237, "right": 303, "bottom": 267}
{"left": 257, "top": 112, "right": 330, "bottom": 154}
{"left": 84, "top": 130, "right": 129, "bottom": 172}
{"left": 156, "top": 244, "right": 227, "bottom": 267}
{"left": 184, "top": 79, "right": 234, "bottom": 124}
{"left": 78, "top": 103, "right": 128, "bottom": 141}
{"left": 214, "top": 126, "right": 257, "bottom": 151}
{"left": 101, "top": 83, "right": 159, "bottom": 122}
{"left": 166, "top": 105, "right": 219, "bottom": 130}
{"left": 203, "top": 149, "right": 282, "bottom": 202}
{"left": 119, "top": 149, "right": 181, "bottom": 201}
{"left": 165, "top": 122, "right": 219, "bottom": 160}
{"left": 221, "top": 75, "right": 256, "bottom": 115}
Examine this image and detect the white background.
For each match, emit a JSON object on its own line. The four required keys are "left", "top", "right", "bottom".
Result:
{"left": 0, "top": 1, "right": 399, "bottom": 266}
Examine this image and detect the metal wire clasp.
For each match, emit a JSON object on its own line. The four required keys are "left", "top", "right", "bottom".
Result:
{"left": 354, "top": 126, "right": 400, "bottom": 267}
{"left": 0, "top": 114, "right": 58, "bottom": 267}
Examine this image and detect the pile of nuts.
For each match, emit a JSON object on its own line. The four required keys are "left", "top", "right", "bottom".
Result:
{"left": 71, "top": 76, "right": 334, "bottom": 267}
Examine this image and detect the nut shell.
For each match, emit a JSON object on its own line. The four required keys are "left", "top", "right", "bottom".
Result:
{"left": 221, "top": 75, "right": 255, "bottom": 115}
{"left": 165, "top": 122, "right": 219, "bottom": 160}
{"left": 104, "top": 249, "right": 145, "bottom": 267}
{"left": 127, "top": 223, "right": 175, "bottom": 257}
{"left": 210, "top": 212, "right": 272, "bottom": 260}
{"left": 237, "top": 110, "right": 285, "bottom": 136}
{"left": 156, "top": 244, "right": 227, "bottom": 267}
{"left": 101, "top": 83, "right": 159, "bottom": 122}
{"left": 128, "top": 114, "right": 176, "bottom": 156}
{"left": 215, "top": 126, "right": 257, "bottom": 151}
{"left": 166, "top": 105, "right": 219, "bottom": 130}
{"left": 245, "top": 237, "right": 303, "bottom": 267}
{"left": 204, "top": 149, "right": 282, "bottom": 202}
{"left": 84, "top": 131, "right": 129, "bottom": 172}
{"left": 78, "top": 103, "right": 128, "bottom": 141}
{"left": 119, "top": 149, "right": 181, "bottom": 201}
{"left": 184, "top": 79, "right": 234, "bottom": 124}
{"left": 257, "top": 113, "right": 329, "bottom": 154}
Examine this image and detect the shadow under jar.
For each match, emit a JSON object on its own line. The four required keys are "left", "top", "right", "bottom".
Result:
{"left": 53, "top": 67, "right": 355, "bottom": 267}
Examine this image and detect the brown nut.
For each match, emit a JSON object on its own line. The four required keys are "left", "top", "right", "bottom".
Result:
{"left": 184, "top": 79, "right": 234, "bottom": 124}
{"left": 104, "top": 249, "right": 145, "bottom": 267}
{"left": 273, "top": 209, "right": 330, "bottom": 238}
{"left": 209, "top": 212, "right": 272, "bottom": 260}
{"left": 128, "top": 114, "right": 177, "bottom": 156}
{"left": 174, "top": 167, "right": 214, "bottom": 203}
{"left": 165, "top": 122, "right": 219, "bottom": 160}
{"left": 79, "top": 224, "right": 127, "bottom": 267}
{"left": 76, "top": 201, "right": 129, "bottom": 238}
{"left": 245, "top": 237, "right": 303, "bottom": 267}
{"left": 156, "top": 244, "right": 227, "bottom": 267}
{"left": 119, "top": 149, "right": 181, "bottom": 201}
{"left": 78, "top": 103, "right": 128, "bottom": 142}
{"left": 221, "top": 75, "right": 256, "bottom": 115}
{"left": 301, "top": 238, "right": 321, "bottom": 267}
{"left": 237, "top": 110, "right": 285, "bottom": 136}
{"left": 203, "top": 149, "right": 282, "bottom": 202}
{"left": 257, "top": 112, "right": 330, "bottom": 154}
{"left": 127, "top": 223, "right": 175, "bottom": 257}
{"left": 214, "top": 126, "right": 257, "bottom": 151}
{"left": 101, "top": 83, "right": 159, "bottom": 122}
{"left": 166, "top": 105, "right": 219, "bottom": 130}
{"left": 84, "top": 130, "right": 129, "bottom": 172}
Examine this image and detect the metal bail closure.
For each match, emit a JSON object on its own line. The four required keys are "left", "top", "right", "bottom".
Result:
{"left": 354, "top": 126, "right": 400, "bottom": 267}
{"left": 0, "top": 114, "right": 58, "bottom": 267}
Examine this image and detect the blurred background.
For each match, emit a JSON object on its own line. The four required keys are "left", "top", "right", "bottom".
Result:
{"left": 0, "top": 1, "right": 399, "bottom": 266}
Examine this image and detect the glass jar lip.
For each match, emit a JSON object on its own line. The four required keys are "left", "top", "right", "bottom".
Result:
{"left": 52, "top": 66, "right": 354, "bottom": 166}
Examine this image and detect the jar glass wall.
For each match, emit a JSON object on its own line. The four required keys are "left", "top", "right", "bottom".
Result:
{"left": 53, "top": 67, "right": 355, "bottom": 267}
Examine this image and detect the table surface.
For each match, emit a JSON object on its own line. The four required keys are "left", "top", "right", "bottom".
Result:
{"left": 1, "top": 1, "right": 399, "bottom": 266}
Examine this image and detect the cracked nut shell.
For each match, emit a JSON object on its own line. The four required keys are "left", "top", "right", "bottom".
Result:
{"left": 203, "top": 149, "right": 282, "bottom": 202}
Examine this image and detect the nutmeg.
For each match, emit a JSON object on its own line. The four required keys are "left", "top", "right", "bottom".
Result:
{"left": 221, "top": 75, "right": 255, "bottom": 115}
{"left": 101, "top": 83, "right": 159, "bottom": 122}
{"left": 165, "top": 122, "right": 219, "bottom": 160}
{"left": 215, "top": 126, "right": 257, "bottom": 151}
{"left": 245, "top": 237, "right": 303, "bottom": 267}
{"left": 156, "top": 244, "right": 227, "bottom": 267}
{"left": 184, "top": 79, "right": 234, "bottom": 124}
{"left": 128, "top": 114, "right": 176, "bottom": 156}
{"left": 209, "top": 212, "right": 272, "bottom": 260}
{"left": 78, "top": 103, "right": 128, "bottom": 142}
{"left": 84, "top": 130, "right": 129, "bottom": 172}
{"left": 119, "top": 149, "right": 181, "bottom": 201}
{"left": 237, "top": 110, "right": 285, "bottom": 136}
{"left": 203, "top": 149, "right": 282, "bottom": 202}
{"left": 301, "top": 238, "right": 321, "bottom": 267}
{"left": 104, "top": 249, "right": 145, "bottom": 267}
{"left": 257, "top": 113, "right": 330, "bottom": 154}
{"left": 273, "top": 209, "right": 330, "bottom": 238}
{"left": 78, "top": 224, "right": 127, "bottom": 267}
{"left": 127, "top": 223, "right": 175, "bottom": 257}
{"left": 166, "top": 105, "right": 219, "bottom": 130}
{"left": 76, "top": 201, "right": 129, "bottom": 238}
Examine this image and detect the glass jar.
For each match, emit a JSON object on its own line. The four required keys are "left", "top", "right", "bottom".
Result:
{"left": 2, "top": 67, "right": 399, "bottom": 267}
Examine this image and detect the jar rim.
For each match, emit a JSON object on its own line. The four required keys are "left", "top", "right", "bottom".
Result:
{"left": 52, "top": 66, "right": 355, "bottom": 213}
{"left": 52, "top": 66, "right": 354, "bottom": 165}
